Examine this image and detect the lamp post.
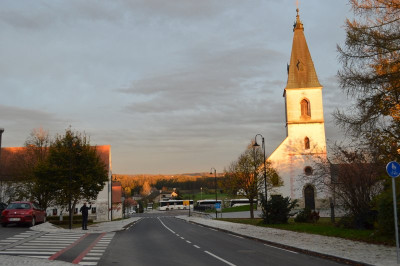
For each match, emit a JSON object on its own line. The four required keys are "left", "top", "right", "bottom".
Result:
{"left": 0, "top": 128, "right": 4, "bottom": 203}
{"left": 200, "top": 187, "right": 202, "bottom": 200}
{"left": 253, "top": 134, "right": 267, "bottom": 218}
{"left": 210, "top": 168, "right": 217, "bottom": 219}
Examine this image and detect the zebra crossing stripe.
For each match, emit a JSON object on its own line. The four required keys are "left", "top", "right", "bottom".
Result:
{"left": 48, "top": 233, "right": 90, "bottom": 260}
{"left": 72, "top": 232, "right": 106, "bottom": 264}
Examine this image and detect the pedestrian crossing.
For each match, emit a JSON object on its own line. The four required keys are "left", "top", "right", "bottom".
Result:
{"left": 0, "top": 231, "right": 115, "bottom": 265}
{"left": 79, "top": 233, "right": 114, "bottom": 266}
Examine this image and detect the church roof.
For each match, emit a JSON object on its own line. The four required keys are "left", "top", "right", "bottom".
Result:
{"left": 286, "top": 9, "right": 321, "bottom": 89}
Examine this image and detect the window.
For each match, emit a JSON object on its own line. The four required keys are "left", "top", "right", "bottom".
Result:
{"left": 304, "top": 166, "right": 313, "bottom": 176}
{"left": 304, "top": 137, "right": 310, "bottom": 150}
{"left": 52, "top": 209, "right": 58, "bottom": 216}
{"left": 91, "top": 207, "right": 96, "bottom": 214}
{"left": 301, "top": 99, "right": 311, "bottom": 118}
{"left": 74, "top": 208, "right": 78, "bottom": 214}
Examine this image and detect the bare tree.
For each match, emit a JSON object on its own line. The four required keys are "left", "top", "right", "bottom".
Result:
{"left": 223, "top": 142, "right": 282, "bottom": 218}
{"left": 305, "top": 143, "right": 384, "bottom": 228}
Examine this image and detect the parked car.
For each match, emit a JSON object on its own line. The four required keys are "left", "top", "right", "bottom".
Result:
{"left": 0, "top": 202, "right": 7, "bottom": 217}
{"left": 1, "top": 201, "right": 46, "bottom": 227}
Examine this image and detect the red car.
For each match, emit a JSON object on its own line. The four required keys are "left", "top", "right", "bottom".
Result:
{"left": 1, "top": 201, "right": 46, "bottom": 227}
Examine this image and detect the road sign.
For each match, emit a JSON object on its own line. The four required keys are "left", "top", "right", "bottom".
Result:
{"left": 387, "top": 161, "right": 400, "bottom": 263}
{"left": 215, "top": 203, "right": 221, "bottom": 211}
{"left": 387, "top": 161, "right": 400, "bottom": 178}
{"left": 183, "top": 200, "right": 189, "bottom": 206}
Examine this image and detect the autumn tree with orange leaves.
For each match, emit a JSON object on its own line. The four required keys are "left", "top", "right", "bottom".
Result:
{"left": 337, "top": 0, "right": 400, "bottom": 162}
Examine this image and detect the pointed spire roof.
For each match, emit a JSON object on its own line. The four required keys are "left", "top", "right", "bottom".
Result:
{"left": 286, "top": 8, "right": 321, "bottom": 89}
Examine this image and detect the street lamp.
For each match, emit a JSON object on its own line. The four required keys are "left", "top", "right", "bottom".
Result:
{"left": 0, "top": 128, "right": 4, "bottom": 203}
{"left": 253, "top": 134, "right": 267, "bottom": 218}
{"left": 210, "top": 168, "right": 217, "bottom": 219}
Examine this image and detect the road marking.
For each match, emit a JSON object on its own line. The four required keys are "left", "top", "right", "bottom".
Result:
{"left": 193, "top": 245, "right": 200, "bottom": 249}
{"left": 180, "top": 237, "right": 184, "bottom": 240}
{"left": 228, "top": 234, "right": 243, "bottom": 239}
{"left": 157, "top": 217, "right": 176, "bottom": 234}
{"left": 264, "top": 244, "right": 298, "bottom": 254}
{"left": 72, "top": 233, "right": 106, "bottom": 264}
{"left": 49, "top": 233, "right": 90, "bottom": 260}
{"left": 204, "top": 251, "right": 236, "bottom": 266}
{"left": 186, "top": 240, "right": 191, "bottom": 244}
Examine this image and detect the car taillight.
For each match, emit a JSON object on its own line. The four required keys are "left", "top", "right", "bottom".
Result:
{"left": 2, "top": 210, "right": 8, "bottom": 216}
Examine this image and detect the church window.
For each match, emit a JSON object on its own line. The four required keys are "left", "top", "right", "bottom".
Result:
{"left": 304, "top": 166, "right": 313, "bottom": 176}
{"left": 300, "top": 99, "right": 311, "bottom": 118}
{"left": 304, "top": 137, "right": 310, "bottom": 150}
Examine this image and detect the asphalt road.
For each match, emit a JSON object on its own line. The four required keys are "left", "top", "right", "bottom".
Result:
{"left": 0, "top": 223, "right": 31, "bottom": 240}
{"left": 99, "top": 211, "right": 344, "bottom": 266}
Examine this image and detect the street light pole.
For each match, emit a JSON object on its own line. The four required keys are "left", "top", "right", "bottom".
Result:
{"left": 254, "top": 134, "right": 267, "bottom": 219}
{"left": 210, "top": 168, "right": 217, "bottom": 219}
{"left": 0, "top": 128, "right": 4, "bottom": 203}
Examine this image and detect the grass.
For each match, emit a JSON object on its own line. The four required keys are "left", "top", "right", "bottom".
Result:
{"left": 218, "top": 217, "right": 395, "bottom": 246}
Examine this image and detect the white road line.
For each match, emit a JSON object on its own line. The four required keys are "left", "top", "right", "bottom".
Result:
{"left": 78, "top": 262, "right": 98, "bottom": 265}
{"left": 193, "top": 245, "right": 200, "bottom": 249}
{"left": 264, "top": 244, "right": 298, "bottom": 254}
{"left": 228, "top": 234, "right": 244, "bottom": 239}
{"left": 180, "top": 237, "right": 184, "bottom": 240}
{"left": 186, "top": 240, "right": 191, "bottom": 244}
{"left": 204, "top": 251, "right": 236, "bottom": 266}
{"left": 157, "top": 217, "right": 176, "bottom": 234}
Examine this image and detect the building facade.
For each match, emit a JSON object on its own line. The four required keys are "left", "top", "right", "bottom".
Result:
{"left": 0, "top": 145, "right": 121, "bottom": 221}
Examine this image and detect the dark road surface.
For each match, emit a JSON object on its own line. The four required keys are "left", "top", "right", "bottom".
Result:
{"left": 99, "top": 211, "right": 344, "bottom": 266}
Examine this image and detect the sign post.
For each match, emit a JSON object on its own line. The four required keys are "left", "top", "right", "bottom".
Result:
{"left": 386, "top": 161, "right": 400, "bottom": 264}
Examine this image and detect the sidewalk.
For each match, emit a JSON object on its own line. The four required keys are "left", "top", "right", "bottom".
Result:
{"left": 31, "top": 217, "right": 142, "bottom": 233}
{"left": 0, "top": 217, "right": 141, "bottom": 266}
{"left": 177, "top": 215, "right": 398, "bottom": 266}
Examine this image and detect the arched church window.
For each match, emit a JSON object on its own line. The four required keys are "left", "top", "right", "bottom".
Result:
{"left": 304, "top": 137, "right": 310, "bottom": 150}
{"left": 304, "top": 166, "right": 313, "bottom": 176}
{"left": 300, "top": 99, "right": 311, "bottom": 118}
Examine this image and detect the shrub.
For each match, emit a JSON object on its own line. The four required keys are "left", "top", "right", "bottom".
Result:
{"left": 294, "top": 208, "right": 320, "bottom": 223}
{"left": 261, "top": 194, "right": 297, "bottom": 224}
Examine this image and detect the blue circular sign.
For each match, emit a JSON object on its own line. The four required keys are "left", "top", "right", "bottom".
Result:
{"left": 387, "top": 161, "right": 400, "bottom": 178}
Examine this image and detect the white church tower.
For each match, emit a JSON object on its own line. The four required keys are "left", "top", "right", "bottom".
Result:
{"left": 268, "top": 9, "right": 328, "bottom": 209}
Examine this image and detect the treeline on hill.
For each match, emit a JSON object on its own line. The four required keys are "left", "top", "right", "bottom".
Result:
{"left": 115, "top": 173, "right": 223, "bottom": 196}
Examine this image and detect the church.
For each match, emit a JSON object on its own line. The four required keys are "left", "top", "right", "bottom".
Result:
{"left": 267, "top": 9, "right": 328, "bottom": 210}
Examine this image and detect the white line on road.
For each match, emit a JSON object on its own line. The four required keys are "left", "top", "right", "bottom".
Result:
{"left": 180, "top": 237, "right": 185, "bottom": 240}
{"left": 228, "top": 234, "right": 243, "bottom": 239}
{"left": 264, "top": 244, "right": 298, "bottom": 254}
{"left": 186, "top": 240, "right": 191, "bottom": 244}
{"left": 193, "top": 245, "right": 200, "bottom": 249}
{"left": 157, "top": 217, "right": 176, "bottom": 234}
{"left": 204, "top": 251, "right": 236, "bottom": 266}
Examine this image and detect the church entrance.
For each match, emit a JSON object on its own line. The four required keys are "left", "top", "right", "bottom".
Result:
{"left": 304, "top": 185, "right": 315, "bottom": 210}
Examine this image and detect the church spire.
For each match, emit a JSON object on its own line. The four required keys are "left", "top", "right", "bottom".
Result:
{"left": 286, "top": 8, "right": 321, "bottom": 89}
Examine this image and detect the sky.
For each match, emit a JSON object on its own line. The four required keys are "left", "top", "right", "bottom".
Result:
{"left": 0, "top": 0, "right": 352, "bottom": 175}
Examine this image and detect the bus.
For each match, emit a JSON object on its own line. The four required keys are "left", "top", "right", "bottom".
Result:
{"left": 159, "top": 199, "right": 194, "bottom": 211}
{"left": 194, "top": 199, "right": 222, "bottom": 211}
{"left": 229, "top": 198, "right": 257, "bottom": 207}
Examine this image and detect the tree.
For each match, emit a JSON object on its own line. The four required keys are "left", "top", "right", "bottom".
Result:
{"left": 223, "top": 142, "right": 282, "bottom": 218}
{"left": 46, "top": 128, "right": 108, "bottom": 229}
{"left": 306, "top": 143, "right": 384, "bottom": 229}
{"left": 14, "top": 128, "right": 56, "bottom": 210}
{"left": 337, "top": 0, "right": 400, "bottom": 162}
